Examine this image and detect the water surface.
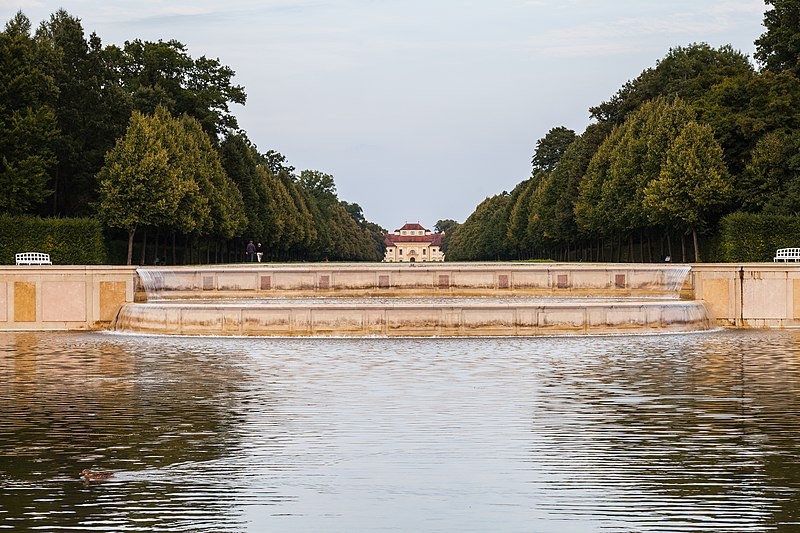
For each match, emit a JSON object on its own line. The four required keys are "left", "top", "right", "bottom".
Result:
{"left": 1, "top": 330, "right": 799, "bottom": 532}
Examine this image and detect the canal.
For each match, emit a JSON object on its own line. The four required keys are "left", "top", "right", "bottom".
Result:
{"left": 1, "top": 330, "right": 799, "bottom": 532}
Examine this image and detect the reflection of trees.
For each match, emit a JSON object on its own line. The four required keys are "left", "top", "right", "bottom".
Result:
{"left": 0, "top": 332, "right": 282, "bottom": 531}
{"left": 528, "top": 331, "right": 800, "bottom": 529}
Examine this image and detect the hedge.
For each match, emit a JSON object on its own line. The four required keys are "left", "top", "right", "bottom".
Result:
{"left": 719, "top": 212, "right": 800, "bottom": 262}
{"left": 0, "top": 215, "right": 106, "bottom": 265}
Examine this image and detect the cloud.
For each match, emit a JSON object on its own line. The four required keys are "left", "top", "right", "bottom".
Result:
{"left": 0, "top": 0, "right": 43, "bottom": 8}
{"left": 527, "top": 4, "right": 763, "bottom": 59}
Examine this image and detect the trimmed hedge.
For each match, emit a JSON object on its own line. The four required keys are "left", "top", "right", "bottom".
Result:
{"left": 719, "top": 212, "right": 800, "bottom": 262}
{"left": 0, "top": 215, "right": 106, "bottom": 265}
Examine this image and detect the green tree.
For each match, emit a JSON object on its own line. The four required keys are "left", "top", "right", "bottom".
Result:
{"left": 434, "top": 219, "right": 458, "bottom": 234}
{"left": 698, "top": 70, "right": 800, "bottom": 178}
{"left": 643, "top": 122, "right": 732, "bottom": 261}
{"left": 755, "top": 0, "right": 800, "bottom": 75}
{"left": 591, "top": 43, "right": 753, "bottom": 124}
{"left": 35, "top": 9, "right": 131, "bottom": 216}
{"left": 743, "top": 130, "right": 800, "bottom": 215}
{"left": 447, "top": 193, "right": 513, "bottom": 261}
{"left": 97, "top": 110, "right": 182, "bottom": 264}
{"left": 0, "top": 12, "right": 58, "bottom": 214}
{"left": 116, "top": 39, "right": 246, "bottom": 140}
{"left": 576, "top": 97, "right": 696, "bottom": 239}
{"left": 531, "top": 126, "right": 576, "bottom": 173}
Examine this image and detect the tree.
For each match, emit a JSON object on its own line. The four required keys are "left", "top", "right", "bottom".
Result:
{"left": 434, "top": 219, "right": 458, "bottom": 234}
{"left": 576, "top": 97, "right": 696, "bottom": 239}
{"left": 97, "top": 106, "right": 242, "bottom": 264}
{"left": 743, "top": 130, "right": 800, "bottom": 215}
{"left": 755, "top": 0, "right": 800, "bottom": 76}
{"left": 35, "top": 9, "right": 131, "bottom": 216}
{"left": 0, "top": 12, "right": 58, "bottom": 214}
{"left": 116, "top": 39, "right": 246, "bottom": 140}
{"left": 591, "top": 43, "right": 754, "bottom": 124}
{"left": 446, "top": 193, "right": 513, "bottom": 261}
{"left": 97, "top": 110, "right": 182, "bottom": 264}
{"left": 531, "top": 126, "right": 576, "bottom": 173}
{"left": 643, "top": 122, "right": 732, "bottom": 261}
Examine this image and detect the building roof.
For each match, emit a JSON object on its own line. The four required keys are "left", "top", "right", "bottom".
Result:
{"left": 396, "top": 223, "right": 427, "bottom": 232}
{"left": 385, "top": 233, "right": 444, "bottom": 246}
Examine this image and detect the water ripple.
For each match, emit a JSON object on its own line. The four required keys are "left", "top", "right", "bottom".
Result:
{"left": 1, "top": 330, "right": 799, "bottom": 531}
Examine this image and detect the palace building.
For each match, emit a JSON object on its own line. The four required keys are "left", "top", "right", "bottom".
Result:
{"left": 383, "top": 223, "right": 445, "bottom": 262}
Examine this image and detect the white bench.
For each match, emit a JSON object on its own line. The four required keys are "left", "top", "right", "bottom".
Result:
{"left": 15, "top": 252, "right": 52, "bottom": 265}
{"left": 774, "top": 248, "right": 800, "bottom": 262}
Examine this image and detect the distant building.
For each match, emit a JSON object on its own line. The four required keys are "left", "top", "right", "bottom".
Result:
{"left": 384, "top": 223, "right": 445, "bottom": 262}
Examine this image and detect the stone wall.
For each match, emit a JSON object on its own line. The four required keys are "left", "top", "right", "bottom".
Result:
{"left": 0, "top": 266, "right": 136, "bottom": 330}
{"left": 689, "top": 264, "right": 800, "bottom": 327}
{"left": 1, "top": 263, "right": 799, "bottom": 331}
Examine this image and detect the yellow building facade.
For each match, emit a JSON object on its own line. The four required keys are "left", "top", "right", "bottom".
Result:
{"left": 383, "top": 223, "right": 445, "bottom": 262}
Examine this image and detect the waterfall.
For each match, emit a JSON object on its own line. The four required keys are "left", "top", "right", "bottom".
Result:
{"left": 660, "top": 265, "right": 692, "bottom": 296}
{"left": 136, "top": 268, "right": 175, "bottom": 301}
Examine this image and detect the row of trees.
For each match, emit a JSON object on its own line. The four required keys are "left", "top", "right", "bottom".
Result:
{"left": 448, "top": 1, "right": 800, "bottom": 262}
{"left": 1, "top": 10, "right": 384, "bottom": 264}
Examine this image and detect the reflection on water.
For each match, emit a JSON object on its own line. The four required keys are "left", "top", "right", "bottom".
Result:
{"left": 1, "top": 330, "right": 800, "bottom": 532}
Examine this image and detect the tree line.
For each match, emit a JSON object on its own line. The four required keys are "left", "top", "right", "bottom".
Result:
{"left": 0, "top": 10, "right": 385, "bottom": 264}
{"left": 447, "top": 1, "right": 800, "bottom": 263}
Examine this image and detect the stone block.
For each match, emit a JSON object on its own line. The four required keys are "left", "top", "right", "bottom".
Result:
{"left": 100, "top": 281, "right": 126, "bottom": 321}
{"left": 43, "top": 281, "right": 86, "bottom": 322}
{"left": 0, "top": 282, "right": 6, "bottom": 322}
{"left": 14, "top": 282, "right": 36, "bottom": 322}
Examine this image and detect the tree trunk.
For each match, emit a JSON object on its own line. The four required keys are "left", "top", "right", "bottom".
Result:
{"left": 667, "top": 233, "right": 673, "bottom": 259}
{"left": 681, "top": 234, "right": 686, "bottom": 263}
{"left": 126, "top": 226, "right": 137, "bottom": 266}
{"left": 172, "top": 232, "right": 177, "bottom": 265}
{"left": 140, "top": 229, "right": 147, "bottom": 266}
{"left": 52, "top": 167, "right": 60, "bottom": 216}
{"left": 693, "top": 230, "right": 701, "bottom": 263}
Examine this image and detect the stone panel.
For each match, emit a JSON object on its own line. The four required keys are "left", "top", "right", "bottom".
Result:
{"left": 43, "top": 281, "right": 86, "bottom": 322}
{"left": 743, "top": 277, "right": 786, "bottom": 320}
{"left": 100, "top": 281, "right": 127, "bottom": 321}
{"left": 794, "top": 280, "right": 800, "bottom": 320}
{"left": 0, "top": 282, "right": 6, "bottom": 321}
{"left": 217, "top": 273, "right": 257, "bottom": 291}
{"left": 14, "top": 282, "right": 36, "bottom": 322}
{"left": 700, "top": 278, "right": 731, "bottom": 323}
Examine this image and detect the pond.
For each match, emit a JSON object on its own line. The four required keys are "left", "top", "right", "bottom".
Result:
{"left": 1, "top": 330, "right": 799, "bottom": 532}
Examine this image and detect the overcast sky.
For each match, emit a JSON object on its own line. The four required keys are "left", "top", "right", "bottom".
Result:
{"left": 4, "top": 0, "right": 767, "bottom": 231}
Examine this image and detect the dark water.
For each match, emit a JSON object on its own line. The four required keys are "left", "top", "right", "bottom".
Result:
{"left": 1, "top": 330, "right": 800, "bottom": 532}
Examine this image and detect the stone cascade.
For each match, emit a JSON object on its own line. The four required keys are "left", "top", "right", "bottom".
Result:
{"left": 112, "top": 263, "right": 713, "bottom": 337}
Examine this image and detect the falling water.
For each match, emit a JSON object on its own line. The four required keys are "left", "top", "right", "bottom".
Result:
{"left": 119, "top": 264, "right": 710, "bottom": 336}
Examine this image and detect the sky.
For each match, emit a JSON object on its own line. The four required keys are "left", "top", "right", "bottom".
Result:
{"left": 3, "top": 0, "right": 768, "bottom": 232}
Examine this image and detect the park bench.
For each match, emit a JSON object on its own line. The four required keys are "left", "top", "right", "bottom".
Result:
{"left": 15, "top": 252, "right": 52, "bottom": 265}
{"left": 774, "top": 248, "right": 800, "bottom": 262}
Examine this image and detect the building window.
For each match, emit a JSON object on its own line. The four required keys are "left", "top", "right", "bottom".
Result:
{"left": 422, "top": 248, "right": 426, "bottom": 256}
{"left": 399, "top": 249, "right": 403, "bottom": 255}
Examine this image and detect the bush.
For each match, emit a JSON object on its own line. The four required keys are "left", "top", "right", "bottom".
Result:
{"left": 719, "top": 212, "right": 800, "bottom": 262}
{"left": 0, "top": 215, "right": 107, "bottom": 265}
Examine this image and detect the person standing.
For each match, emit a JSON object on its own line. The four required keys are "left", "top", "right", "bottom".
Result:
{"left": 256, "top": 243, "right": 263, "bottom": 262}
{"left": 246, "top": 240, "right": 256, "bottom": 262}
